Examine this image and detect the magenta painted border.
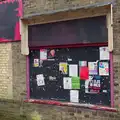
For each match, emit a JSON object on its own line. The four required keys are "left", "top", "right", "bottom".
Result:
{"left": 26, "top": 56, "right": 30, "bottom": 99}
{"left": 110, "top": 52, "right": 114, "bottom": 107}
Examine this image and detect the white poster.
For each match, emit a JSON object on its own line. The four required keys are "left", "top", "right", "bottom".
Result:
{"left": 99, "top": 47, "right": 109, "bottom": 60}
{"left": 40, "top": 49, "right": 47, "bottom": 60}
{"left": 70, "top": 90, "right": 79, "bottom": 103}
{"left": 63, "top": 77, "right": 72, "bottom": 89}
{"left": 36, "top": 74, "right": 45, "bottom": 86}
{"left": 69, "top": 64, "right": 78, "bottom": 77}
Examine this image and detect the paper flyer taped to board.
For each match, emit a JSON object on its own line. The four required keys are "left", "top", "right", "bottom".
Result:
{"left": 59, "top": 62, "right": 68, "bottom": 74}
{"left": 48, "top": 49, "right": 55, "bottom": 60}
{"left": 99, "top": 62, "right": 109, "bottom": 76}
{"left": 99, "top": 47, "right": 109, "bottom": 60}
{"left": 80, "top": 66, "right": 89, "bottom": 80}
{"left": 69, "top": 64, "right": 78, "bottom": 77}
{"left": 70, "top": 90, "right": 79, "bottom": 103}
{"left": 36, "top": 74, "right": 45, "bottom": 86}
{"left": 33, "top": 59, "right": 39, "bottom": 67}
{"left": 85, "top": 76, "right": 101, "bottom": 94}
{"left": 63, "top": 77, "right": 72, "bottom": 89}
{"left": 88, "top": 62, "right": 97, "bottom": 75}
{"left": 72, "top": 76, "right": 80, "bottom": 89}
{"left": 40, "top": 49, "right": 47, "bottom": 60}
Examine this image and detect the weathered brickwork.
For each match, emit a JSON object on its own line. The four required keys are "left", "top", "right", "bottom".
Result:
{"left": 0, "top": 43, "right": 13, "bottom": 99}
{"left": 0, "top": 99, "right": 119, "bottom": 120}
{"left": 23, "top": 0, "right": 111, "bottom": 17}
{"left": 11, "top": 42, "right": 26, "bottom": 101}
{"left": 0, "top": 42, "right": 26, "bottom": 100}
{"left": 113, "top": 0, "right": 120, "bottom": 107}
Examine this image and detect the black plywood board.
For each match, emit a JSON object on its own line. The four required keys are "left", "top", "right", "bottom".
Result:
{"left": 29, "top": 46, "right": 110, "bottom": 106}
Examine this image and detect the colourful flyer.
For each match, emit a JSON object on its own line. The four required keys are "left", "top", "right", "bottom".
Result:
{"left": 72, "top": 77, "right": 80, "bottom": 89}
{"left": 88, "top": 62, "right": 98, "bottom": 75}
{"left": 59, "top": 62, "right": 68, "bottom": 74}
{"left": 85, "top": 76, "right": 101, "bottom": 94}
{"left": 80, "top": 66, "right": 89, "bottom": 80}
{"left": 99, "top": 62, "right": 109, "bottom": 76}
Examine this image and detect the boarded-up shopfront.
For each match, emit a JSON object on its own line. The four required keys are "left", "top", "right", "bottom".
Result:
{"left": 21, "top": 2, "right": 114, "bottom": 110}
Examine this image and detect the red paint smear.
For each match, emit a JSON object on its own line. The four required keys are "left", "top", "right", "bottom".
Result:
{"left": 0, "top": 0, "right": 22, "bottom": 42}
{"left": 14, "top": 22, "right": 20, "bottom": 40}
{"left": 0, "top": 0, "right": 16, "bottom": 4}
{"left": 0, "top": 38, "right": 20, "bottom": 42}
{"left": 24, "top": 99, "right": 117, "bottom": 112}
{"left": 14, "top": 0, "right": 22, "bottom": 41}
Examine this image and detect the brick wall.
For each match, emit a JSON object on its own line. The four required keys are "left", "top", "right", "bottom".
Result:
{"left": 0, "top": 99, "right": 119, "bottom": 120}
{"left": 0, "top": 43, "right": 13, "bottom": 99}
{"left": 11, "top": 42, "right": 26, "bottom": 100}
{"left": 0, "top": 42, "right": 26, "bottom": 100}
{"left": 113, "top": 0, "right": 120, "bottom": 107}
{"left": 23, "top": 0, "right": 111, "bottom": 17}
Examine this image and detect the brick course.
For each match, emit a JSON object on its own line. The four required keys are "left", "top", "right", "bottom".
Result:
{"left": 0, "top": 99, "right": 119, "bottom": 120}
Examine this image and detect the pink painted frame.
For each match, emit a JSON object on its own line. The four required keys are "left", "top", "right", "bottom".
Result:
{"left": 110, "top": 52, "right": 114, "bottom": 107}
{"left": 26, "top": 48, "right": 114, "bottom": 108}
{"left": 26, "top": 56, "right": 30, "bottom": 99}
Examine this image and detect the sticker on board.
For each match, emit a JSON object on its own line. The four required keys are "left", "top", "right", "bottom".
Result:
{"left": 59, "top": 62, "right": 68, "bottom": 74}
{"left": 99, "top": 47, "right": 109, "bottom": 60}
{"left": 70, "top": 90, "right": 79, "bottom": 103}
{"left": 33, "top": 59, "right": 39, "bottom": 67}
{"left": 40, "top": 49, "right": 47, "bottom": 60}
{"left": 88, "top": 62, "right": 97, "bottom": 75}
{"left": 99, "top": 62, "right": 109, "bottom": 76}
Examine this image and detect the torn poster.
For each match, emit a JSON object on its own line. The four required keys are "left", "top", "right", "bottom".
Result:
{"left": 99, "top": 47, "right": 109, "bottom": 60}
{"left": 80, "top": 66, "right": 89, "bottom": 80}
{"left": 72, "top": 76, "right": 80, "bottom": 89}
{"left": 79, "top": 61, "right": 87, "bottom": 67}
{"left": 70, "top": 90, "right": 79, "bottom": 103}
{"left": 99, "top": 62, "right": 109, "bottom": 76}
{"left": 40, "top": 49, "right": 47, "bottom": 60}
{"left": 63, "top": 77, "right": 72, "bottom": 89}
{"left": 36, "top": 74, "right": 45, "bottom": 86}
{"left": 33, "top": 59, "right": 39, "bottom": 67}
{"left": 85, "top": 76, "right": 101, "bottom": 94}
{"left": 59, "top": 62, "right": 67, "bottom": 74}
{"left": 88, "top": 62, "right": 97, "bottom": 75}
{"left": 69, "top": 64, "right": 78, "bottom": 77}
